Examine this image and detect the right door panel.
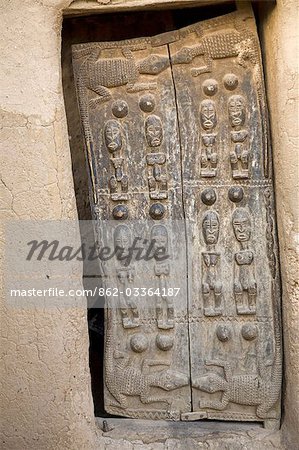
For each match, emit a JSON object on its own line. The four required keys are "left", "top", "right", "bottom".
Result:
{"left": 169, "top": 6, "right": 282, "bottom": 428}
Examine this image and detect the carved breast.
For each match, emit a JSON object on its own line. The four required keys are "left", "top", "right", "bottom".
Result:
{"left": 235, "top": 250, "right": 254, "bottom": 265}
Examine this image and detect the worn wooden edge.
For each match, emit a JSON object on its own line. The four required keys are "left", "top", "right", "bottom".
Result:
{"left": 63, "top": 0, "right": 235, "bottom": 17}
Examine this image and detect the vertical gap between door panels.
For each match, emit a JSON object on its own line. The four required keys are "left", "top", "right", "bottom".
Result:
{"left": 167, "top": 43, "right": 193, "bottom": 414}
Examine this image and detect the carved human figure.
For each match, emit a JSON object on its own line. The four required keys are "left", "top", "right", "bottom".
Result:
{"left": 201, "top": 211, "right": 223, "bottom": 316}
{"left": 114, "top": 225, "right": 139, "bottom": 327}
{"left": 145, "top": 115, "right": 163, "bottom": 148}
{"left": 232, "top": 209, "right": 257, "bottom": 315}
{"left": 151, "top": 225, "right": 174, "bottom": 329}
{"left": 146, "top": 153, "right": 168, "bottom": 200}
{"left": 104, "top": 120, "right": 129, "bottom": 200}
{"left": 200, "top": 100, "right": 218, "bottom": 177}
{"left": 228, "top": 95, "right": 249, "bottom": 179}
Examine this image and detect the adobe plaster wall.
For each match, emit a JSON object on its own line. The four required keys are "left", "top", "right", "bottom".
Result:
{"left": 258, "top": 0, "right": 299, "bottom": 447}
{"left": 0, "top": 1, "right": 97, "bottom": 448}
{"left": 0, "top": 1, "right": 297, "bottom": 449}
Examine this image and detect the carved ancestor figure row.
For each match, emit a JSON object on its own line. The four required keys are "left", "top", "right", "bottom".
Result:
{"left": 199, "top": 95, "right": 249, "bottom": 179}
{"left": 104, "top": 98, "right": 250, "bottom": 191}
{"left": 170, "top": 24, "right": 270, "bottom": 178}
{"left": 113, "top": 224, "right": 174, "bottom": 329}
{"left": 103, "top": 98, "right": 168, "bottom": 220}
{"left": 201, "top": 208, "right": 256, "bottom": 316}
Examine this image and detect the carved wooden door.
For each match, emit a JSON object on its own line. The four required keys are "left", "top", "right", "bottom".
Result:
{"left": 72, "top": 4, "right": 281, "bottom": 429}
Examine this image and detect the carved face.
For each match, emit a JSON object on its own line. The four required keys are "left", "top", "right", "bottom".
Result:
{"left": 151, "top": 225, "right": 168, "bottom": 255}
{"left": 193, "top": 374, "right": 224, "bottom": 393}
{"left": 145, "top": 115, "right": 163, "bottom": 147}
{"left": 114, "top": 225, "right": 131, "bottom": 256}
{"left": 138, "top": 54, "right": 169, "bottom": 75}
{"left": 117, "top": 269, "right": 127, "bottom": 283}
{"left": 104, "top": 120, "right": 122, "bottom": 153}
{"left": 200, "top": 99, "right": 217, "bottom": 130}
{"left": 228, "top": 95, "right": 246, "bottom": 128}
{"left": 202, "top": 211, "right": 219, "bottom": 245}
{"left": 232, "top": 208, "right": 251, "bottom": 242}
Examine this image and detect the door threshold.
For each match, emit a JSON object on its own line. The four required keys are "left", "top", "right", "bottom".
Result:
{"left": 95, "top": 417, "right": 283, "bottom": 448}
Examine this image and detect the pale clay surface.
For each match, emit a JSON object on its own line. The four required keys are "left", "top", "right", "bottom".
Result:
{"left": 0, "top": 0, "right": 298, "bottom": 449}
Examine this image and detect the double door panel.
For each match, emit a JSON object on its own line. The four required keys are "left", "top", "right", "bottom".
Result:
{"left": 72, "top": 4, "right": 281, "bottom": 428}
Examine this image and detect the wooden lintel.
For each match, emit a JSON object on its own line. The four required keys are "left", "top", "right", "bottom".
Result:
{"left": 64, "top": 0, "right": 235, "bottom": 17}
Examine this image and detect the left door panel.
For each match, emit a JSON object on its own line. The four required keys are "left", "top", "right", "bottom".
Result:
{"left": 72, "top": 37, "right": 191, "bottom": 419}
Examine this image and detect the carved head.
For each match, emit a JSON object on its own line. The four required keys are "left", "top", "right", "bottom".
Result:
{"left": 104, "top": 120, "right": 122, "bottom": 153}
{"left": 151, "top": 224, "right": 168, "bottom": 257}
{"left": 171, "top": 46, "right": 202, "bottom": 65}
{"left": 152, "top": 370, "right": 189, "bottom": 390}
{"left": 200, "top": 99, "right": 217, "bottom": 131}
{"left": 192, "top": 373, "right": 225, "bottom": 393}
{"left": 117, "top": 268, "right": 127, "bottom": 283}
{"left": 202, "top": 211, "right": 220, "bottom": 246}
{"left": 145, "top": 115, "right": 163, "bottom": 147}
{"left": 114, "top": 225, "right": 131, "bottom": 257}
{"left": 232, "top": 208, "right": 251, "bottom": 242}
{"left": 138, "top": 54, "right": 169, "bottom": 75}
{"left": 228, "top": 95, "right": 246, "bottom": 128}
